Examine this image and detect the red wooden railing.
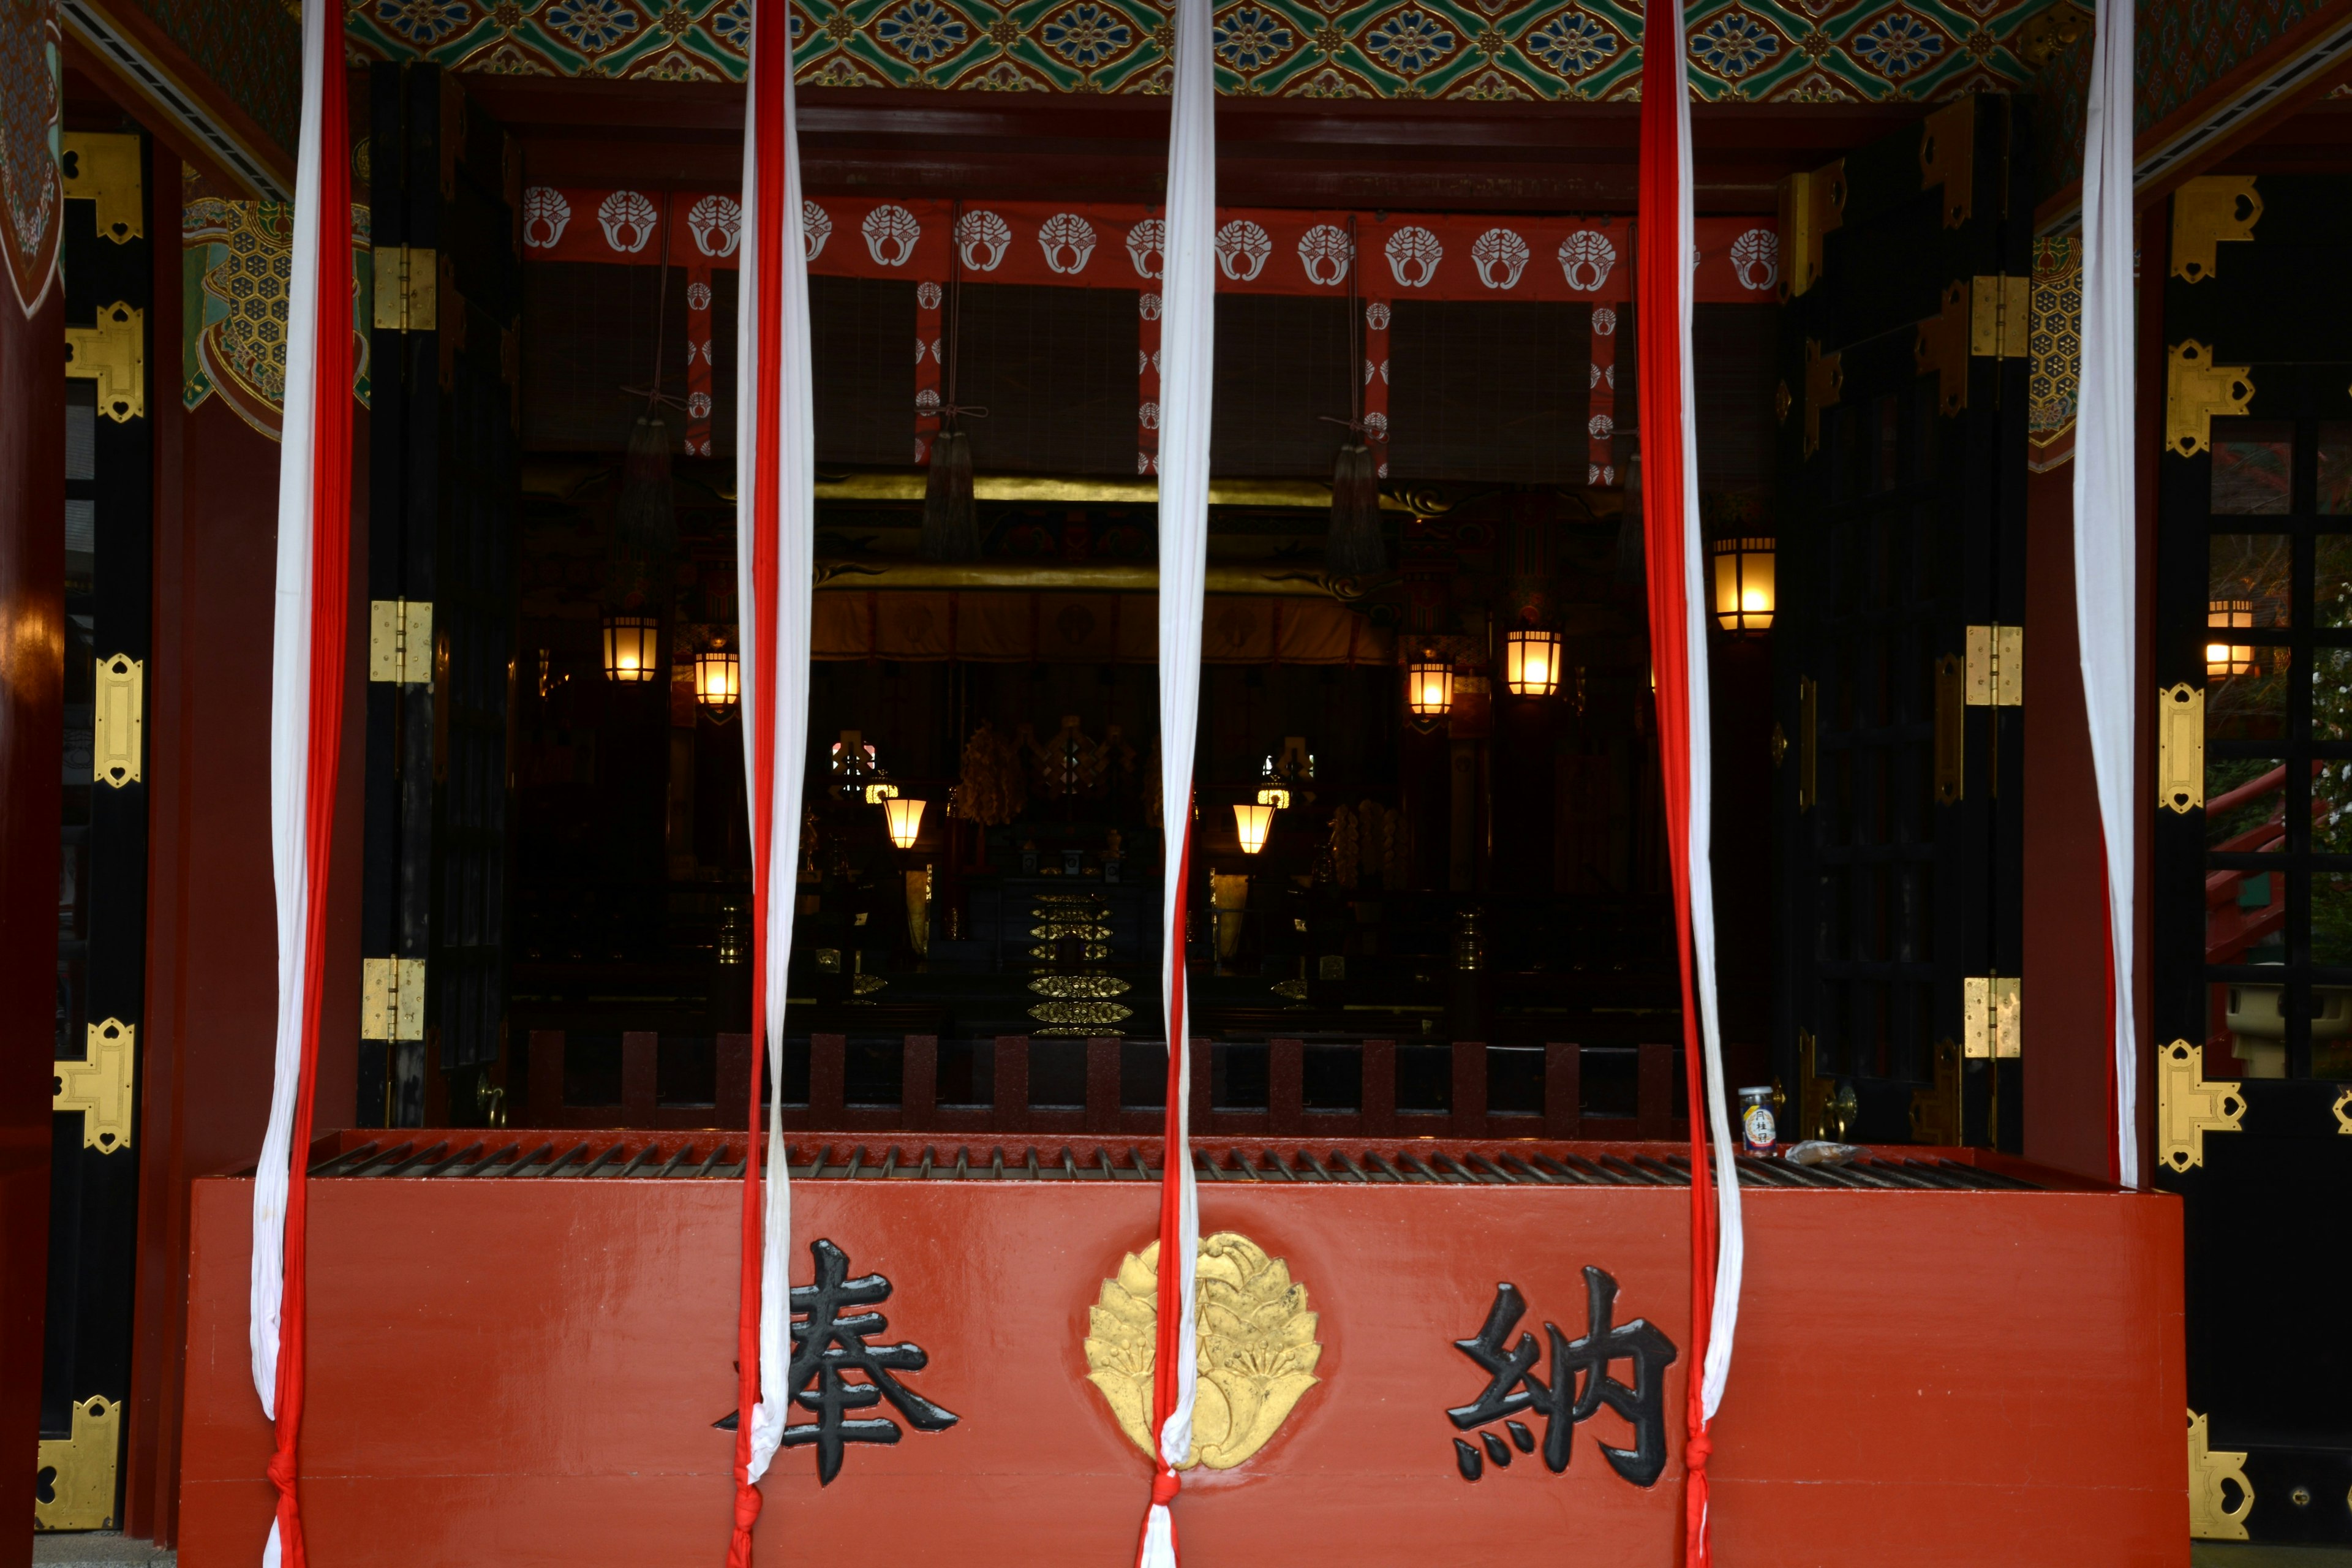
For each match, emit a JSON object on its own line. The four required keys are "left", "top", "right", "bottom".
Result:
{"left": 2206, "top": 760, "right": 2328, "bottom": 963}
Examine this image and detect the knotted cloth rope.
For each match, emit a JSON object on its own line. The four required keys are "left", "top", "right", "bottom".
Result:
{"left": 727, "top": 2, "right": 817, "bottom": 1562}
{"left": 1137, "top": 0, "right": 1214, "bottom": 1561}
{"left": 1635, "top": 5, "right": 1746, "bottom": 1562}
{"left": 248, "top": 5, "right": 352, "bottom": 1566}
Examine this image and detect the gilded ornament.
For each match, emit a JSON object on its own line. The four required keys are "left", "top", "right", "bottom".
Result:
{"left": 1085, "top": 1234, "right": 1322, "bottom": 1469}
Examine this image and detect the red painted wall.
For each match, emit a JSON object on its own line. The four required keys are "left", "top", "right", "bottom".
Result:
{"left": 1, "top": 276, "right": 65, "bottom": 1568}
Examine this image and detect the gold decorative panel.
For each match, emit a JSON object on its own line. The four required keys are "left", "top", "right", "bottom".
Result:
{"left": 2167, "top": 341, "right": 2255, "bottom": 458}
{"left": 34, "top": 1396, "right": 119, "bottom": 1531}
{"left": 2187, "top": 1409, "right": 2252, "bottom": 1539}
{"left": 2158, "top": 1041, "right": 2244, "bottom": 1172}
{"left": 54, "top": 1019, "right": 134, "bottom": 1153}
{"left": 2171, "top": 177, "right": 2261, "bottom": 285}
{"left": 65, "top": 302, "right": 144, "bottom": 422}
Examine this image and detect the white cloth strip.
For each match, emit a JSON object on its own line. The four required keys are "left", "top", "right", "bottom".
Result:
{"left": 1149, "top": 0, "right": 1215, "bottom": 1508}
{"left": 737, "top": 1, "right": 818, "bottom": 1483}
{"left": 2076, "top": 0, "right": 2139, "bottom": 1186}
{"left": 249, "top": 0, "right": 333, "bottom": 1428}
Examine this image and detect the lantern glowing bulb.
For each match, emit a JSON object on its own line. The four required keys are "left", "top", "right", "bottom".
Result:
{"left": 2207, "top": 599, "right": 2258, "bottom": 680}
{"left": 1711, "top": 537, "right": 1777, "bottom": 634}
{"left": 1233, "top": 802, "right": 1275, "bottom": 854}
{"left": 1504, "top": 627, "right": 1562, "bottom": 698}
{"left": 692, "top": 646, "right": 739, "bottom": 715}
{"left": 1407, "top": 655, "right": 1453, "bottom": 720}
{"left": 601, "top": 614, "right": 660, "bottom": 684}
{"left": 883, "top": 796, "right": 927, "bottom": 850}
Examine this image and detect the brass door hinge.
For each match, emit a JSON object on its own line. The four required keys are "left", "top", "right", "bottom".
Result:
{"left": 1795, "top": 1027, "right": 1853, "bottom": 1141}
{"left": 1969, "top": 275, "right": 2032, "bottom": 360}
{"left": 1966, "top": 624, "right": 2023, "bottom": 706}
{"left": 1796, "top": 675, "right": 1817, "bottom": 811}
{"left": 1916, "top": 281, "right": 1970, "bottom": 417}
{"left": 53, "top": 1019, "right": 134, "bottom": 1153}
{"left": 372, "top": 244, "right": 439, "bottom": 333}
{"left": 2188, "top": 1410, "right": 2253, "bottom": 1539}
{"left": 60, "top": 131, "right": 144, "bottom": 244}
{"left": 33, "top": 1395, "right": 119, "bottom": 1531}
{"left": 1802, "top": 339, "right": 1842, "bottom": 456}
{"left": 64, "top": 301, "right": 144, "bottom": 422}
{"left": 1776, "top": 159, "right": 1845, "bottom": 300}
{"left": 2334, "top": 1087, "right": 2351, "bottom": 1136}
{"left": 93, "top": 654, "right": 142, "bottom": 786}
{"left": 2172, "top": 176, "right": 2261, "bottom": 284}
{"left": 2167, "top": 341, "right": 2255, "bottom": 458}
{"left": 2158, "top": 1039, "right": 2244, "bottom": 1172}
{"left": 1934, "top": 653, "right": 1966, "bottom": 804}
{"left": 1919, "top": 97, "right": 1975, "bottom": 229}
{"left": 369, "top": 598, "right": 433, "bottom": 684}
{"left": 361, "top": 956, "right": 427, "bottom": 1041}
{"left": 1962, "top": 974, "right": 2021, "bottom": 1059}
{"left": 1908, "top": 1036, "right": 1964, "bottom": 1145}
{"left": 2158, "top": 683, "right": 2204, "bottom": 812}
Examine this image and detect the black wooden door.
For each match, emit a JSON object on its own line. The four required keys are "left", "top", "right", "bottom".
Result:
{"left": 2153, "top": 173, "right": 2352, "bottom": 1546}
{"left": 1773, "top": 94, "right": 2030, "bottom": 1149}
{"left": 40, "top": 129, "right": 153, "bottom": 1534}
{"left": 362, "top": 65, "right": 520, "bottom": 1128}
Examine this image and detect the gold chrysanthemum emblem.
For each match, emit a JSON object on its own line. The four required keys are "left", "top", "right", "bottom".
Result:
{"left": 1083, "top": 1232, "right": 1322, "bottom": 1470}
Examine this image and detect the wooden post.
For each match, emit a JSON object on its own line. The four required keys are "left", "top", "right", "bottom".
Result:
{"left": 1544, "top": 1042, "right": 1583, "bottom": 1140}
{"left": 810, "top": 1032, "right": 848, "bottom": 1127}
{"left": 1267, "top": 1038, "right": 1304, "bottom": 1136}
{"left": 992, "top": 1034, "right": 1028, "bottom": 1131}
{"left": 1189, "top": 1036, "right": 1213, "bottom": 1137}
{"left": 1450, "top": 1039, "right": 1488, "bottom": 1139}
{"left": 1084, "top": 1036, "right": 1120, "bottom": 1134}
{"left": 903, "top": 1034, "right": 939, "bottom": 1128}
{"left": 621, "top": 1031, "right": 658, "bottom": 1127}
{"left": 1361, "top": 1039, "right": 1396, "bottom": 1137}
{"left": 715, "top": 1033, "right": 753, "bottom": 1131}
{"left": 1637, "top": 1041, "right": 1675, "bottom": 1140}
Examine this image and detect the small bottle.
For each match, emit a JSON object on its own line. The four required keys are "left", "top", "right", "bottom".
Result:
{"left": 1738, "top": 1085, "right": 1778, "bottom": 1158}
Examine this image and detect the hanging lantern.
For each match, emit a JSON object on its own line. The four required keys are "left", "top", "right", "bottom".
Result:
{"left": 1233, "top": 802, "right": 1275, "bottom": 855}
{"left": 1711, "top": 536, "right": 1777, "bottom": 634}
{"left": 692, "top": 644, "right": 740, "bottom": 716}
{"left": 883, "top": 795, "right": 927, "bottom": 850}
{"left": 1504, "top": 626, "right": 1562, "bottom": 698}
{"left": 1406, "top": 654, "right": 1454, "bottom": 721}
{"left": 2207, "top": 599, "right": 2259, "bottom": 680}
{"left": 1256, "top": 786, "right": 1292, "bottom": 810}
{"left": 601, "top": 614, "right": 660, "bottom": 683}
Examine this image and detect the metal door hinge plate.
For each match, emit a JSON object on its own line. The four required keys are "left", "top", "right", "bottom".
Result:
{"left": 53, "top": 1019, "right": 134, "bottom": 1153}
{"left": 361, "top": 956, "right": 427, "bottom": 1041}
{"left": 1966, "top": 624, "right": 2022, "bottom": 706}
{"left": 2168, "top": 341, "right": 2255, "bottom": 458}
{"left": 2158, "top": 683, "right": 2203, "bottom": 813}
{"left": 372, "top": 244, "right": 439, "bottom": 333}
{"left": 1915, "top": 281, "right": 1970, "bottom": 417}
{"left": 64, "top": 301, "right": 144, "bottom": 422}
{"left": 2333, "top": 1087, "right": 2351, "bottom": 1135}
{"left": 2187, "top": 1409, "right": 2253, "bottom": 1539}
{"left": 60, "top": 131, "right": 144, "bottom": 244}
{"left": 1777, "top": 159, "right": 1845, "bottom": 300}
{"left": 369, "top": 598, "right": 433, "bottom": 684}
{"left": 1934, "top": 653, "right": 1965, "bottom": 804}
{"left": 2172, "top": 176, "right": 2261, "bottom": 285}
{"left": 93, "top": 654, "right": 142, "bottom": 786}
{"left": 1918, "top": 97, "right": 1974, "bottom": 229}
{"left": 33, "top": 1395, "right": 119, "bottom": 1531}
{"left": 1803, "top": 339, "right": 1842, "bottom": 456}
{"left": 1962, "top": 975, "right": 2021, "bottom": 1059}
{"left": 2158, "top": 1040, "right": 2244, "bottom": 1172}
{"left": 1969, "top": 276, "right": 2032, "bottom": 360}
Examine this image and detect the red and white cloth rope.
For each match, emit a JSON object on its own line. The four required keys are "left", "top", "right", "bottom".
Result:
{"left": 1139, "top": 0, "right": 1212, "bottom": 1562}
{"left": 249, "top": 4, "right": 352, "bottom": 1566}
{"left": 1635, "top": 7, "right": 1744, "bottom": 1564}
{"left": 2076, "top": 0, "right": 2139, "bottom": 1187}
{"left": 728, "top": 2, "right": 816, "bottom": 1562}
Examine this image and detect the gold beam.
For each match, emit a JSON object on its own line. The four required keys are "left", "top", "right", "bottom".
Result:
{"left": 813, "top": 558, "right": 1378, "bottom": 599}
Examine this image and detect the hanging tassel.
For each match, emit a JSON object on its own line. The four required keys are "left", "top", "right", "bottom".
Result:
{"left": 612, "top": 410, "right": 678, "bottom": 606}
{"left": 1325, "top": 440, "right": 1385, "bottom": 576}
{"left": 921, "top": 424, "right": 980, "bottom": 560}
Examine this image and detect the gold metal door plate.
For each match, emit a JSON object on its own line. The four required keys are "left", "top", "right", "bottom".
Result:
{"left": 2172, "top": 177, "right": 2262, "bottom": 284}
{"left": 361, "top": 956, "right": 427, "bottom": 1041}
{"left": 372, "top": 244, "right": 439, "bottom": 333}
{"left": 1934, "top": 653, "right": 1966, "bottom": 804}
{"left": 34, "top": 1395, "right": 119, "bottom": 1531}
{"left": 369, "top": 598, "right": 434, "bottom": 684}
{"left": 2187, "top": 1409, "right": 2253, "bottom": 1539}
{"left": 2333, "top": 1088, "right": 2351, "bottom": 1136}
{"left": 2158, "top": 1040, "right": 2244, "bottom": 1172}
{"left": 1803, "top": 339, "right": 1842, "bottom": 457}
{"left": 93, "top": 654, "right": 142, "bottom": 786}
{"left": 1918, "top": 98, "right": 1975, "bottom": 229}
{"left": 1968, "top": 276, "right": 2032, "bottom": 360}
{"left": 1966, "top": 624, "right": 2023, "bottom": 706}
{"left": 2158, "top": 683, "right": 2204, "bottom": 813}
{"left": 54, "top": 1019, "right": 134, "bottom": 1153}
{"left": 60, "top": 132, "right": 144, "bottom": 244}
{"left": 1915, "top": 281, "right": 1970, "bottom": 417}
{"left": 1777, "top": 159, "right": 1845, "bottom": 300}
{"left": 1962, "top": 975, "right": 2021, "bottom": 1059}
{"left": 2167, "top": 341, "right": 2255, "bottom": 458}
{"left": 64, "top": 301, "right": 145, "bottom": 422}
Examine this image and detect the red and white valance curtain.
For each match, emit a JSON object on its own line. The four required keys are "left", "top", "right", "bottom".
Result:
{"left": 2076, "top": 0, "right": 2140, "bottom": 1187}
{"left": 1635, "top": 2, "right": 1744, "bottom": 1562}
{"left": 726, "top": 0, "right": 818, "bottom": 1563}
{"left": 249, "top": 2, "right": 353, "bottom": 1564}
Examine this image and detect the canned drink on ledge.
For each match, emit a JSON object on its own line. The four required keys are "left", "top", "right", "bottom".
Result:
{"left": 1738, "top": 1085, "right": 1777, "bottom": 1157}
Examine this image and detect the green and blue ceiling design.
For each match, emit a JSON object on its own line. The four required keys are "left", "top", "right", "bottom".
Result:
{"left": 345, "top": 0, "right": 2050, "bottom": 102}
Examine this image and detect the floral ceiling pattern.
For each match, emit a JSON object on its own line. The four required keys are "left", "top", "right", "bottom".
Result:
{"left": 343, "top": 0, "right": 2055, "bottom": 103}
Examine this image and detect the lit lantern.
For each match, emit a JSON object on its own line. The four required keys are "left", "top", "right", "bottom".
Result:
{"left": 883, "top": 795, "right": 927, "bottom": 850}
{"left": 1233, "top": 802, "right": 1275, "bottom": 854}
{"left": 1406, "top": 655, "right": 1454, "bottom": 721}
{"left": 692, "top": 644, "right": 739, "bottom": 716}
{"left": 1255, "top": 786, "right": 1291, "bottom": 810}
{"left": 1504, "top": 626, "right": 1562, "bottom": 698}
{"left": 1711, "top": 537, "right": 1777, "bottom": 634}
{"left": 601, "top": 614, "right": 660, "bottom": 683}
{"left": 2207, "top": 599, "right": 2259, "bottom": 680}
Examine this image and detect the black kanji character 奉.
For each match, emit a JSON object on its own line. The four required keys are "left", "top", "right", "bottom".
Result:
{"left": 1447, "top": 1265, "right": 1676, "bottom": 1487}
{"left": 782, "top": 1237, "right": 959, "bottom": 1483}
